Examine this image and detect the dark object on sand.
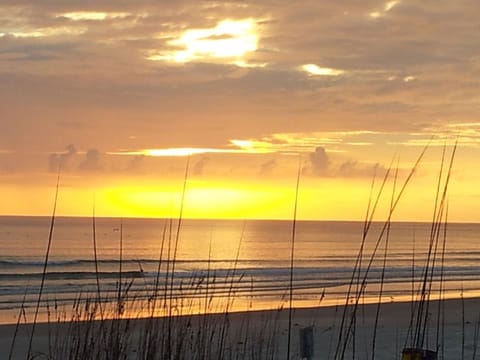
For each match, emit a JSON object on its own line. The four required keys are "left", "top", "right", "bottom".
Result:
{"left": 401, "top": 348, "right": 437, "bottom": 360}
{"left": 300, "top": 326, "right": 314, "bottom": 359}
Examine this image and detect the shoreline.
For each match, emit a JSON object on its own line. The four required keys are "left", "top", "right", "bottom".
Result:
{"left": 0, "top": 284, "right": 474, "bottom": 326}
{"left": 3, "top": 297, "right": 480, "bottom": 359}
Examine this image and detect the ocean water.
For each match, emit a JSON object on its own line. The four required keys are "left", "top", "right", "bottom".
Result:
{"left": 1, "top": 216, "right": 480, "bottom": 324}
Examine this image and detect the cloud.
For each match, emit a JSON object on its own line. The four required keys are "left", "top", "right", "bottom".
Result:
{"left": 48, "top": 144, "right": 77, "bottom": 172}
{"left": 303, "top": 146, "right": 389, "bottom": 178}
{"left": 307, "top": 147, "right": 330, "bottom": 175}
{"left": 4, "top": 27, "right": 86, "bottom": 38}
{"left": 146, "top": 18, "right": 260, "bottom": 67}
{"left": 79, "top": 148, "right": 102, "bottom": 171}
{"left": 58, "top": 12, "right": 131, "bottom": 21}
{"left": 126, "top": 155, "right": 144, "bottom": 172}
{"left": 192, "top": 156, "right": 209, "bottom": 176}
{"left": 336, "top": 160, "right": 384, "bottom": 178}
{"left": 1, "top": 0, "right": 480, "bottom": 177}
{"left": 0, "top": 36, "right": 80, "bottom": 63}
{"left": 301, "top": 64, "right": 345, "bottom": 76}
{"left": 369, "top": 0, "right": 400, "bottom": 18}
{"left": 259, "top": 159, "right": 277, "bottom": 175}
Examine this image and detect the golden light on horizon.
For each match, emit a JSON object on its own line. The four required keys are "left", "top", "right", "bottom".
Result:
{"left": 147, "top": 19, "right": 259, "bottom": 65}
{"left": 107, "top": 142, "right": 278, "bottom": 157}
{"left": 89, "top": 177, "right": 404, "bottom": 221}
{"left": 143, "top": 148, "right": 215, "bottom": 157}
{"left": 92, "top": 183, "right": 296, "bottom": 220}
{"left": 107, "top": 148, "right": 226, "bottom": 157}
{"left": 0, "top": 158, "right": 475, "bottom": 222}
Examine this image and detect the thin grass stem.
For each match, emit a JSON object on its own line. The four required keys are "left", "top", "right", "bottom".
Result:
{"left": 27, "top": 170, "right": 61, "bottom": 358}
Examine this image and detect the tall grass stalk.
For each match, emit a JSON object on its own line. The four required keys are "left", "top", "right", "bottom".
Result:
{"left": 8, "top": 285, "right": 29, "bottom": 360}
{"left": 334, "top": 162, "right": 392, "bottom": 359}
{"left": 118, "top": 220, "right": 123, "bottom": 315}
{"left": 153, "top": 220, "right": 169, "bottom": 310}
{"left": 217, "top": 223, "right": 245, "bottom": 360}
{"left": 92, "top": 199, "right": 104, "bottom": 321}
{"left": 436, "top": 203, "right": 448, "bottom": 356}
{"left": 336, "top": 144, "right": 429, "bottom": 359}
{"left": 462, "top": 283, "right": 465, "bottom": 360}
{"left": 419, "top": 146, "right": 448, "bottom": 349}
{"left": 138, "top": 220, "right": 168, "bottom": 358}
{"left": 413, "top": 142, "right": 456, "bottom": 349}
{"left": 167, "top": 157, "right": 190, "bottom": 355}
{"left": 27, "top": 170, "right": 60, "bottom": 359}
{"left": 472, "top": 313, "right": 480, "bottom": 360}
{"left": 286, "top": 159, "right": 301, "bottom": 360}
{"left": 371, "top": 163, "right": 398, "bottom": 359}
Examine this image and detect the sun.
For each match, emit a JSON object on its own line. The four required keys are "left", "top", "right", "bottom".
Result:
{"left": 147, "top": 19, "right": 259, "bottom": 66}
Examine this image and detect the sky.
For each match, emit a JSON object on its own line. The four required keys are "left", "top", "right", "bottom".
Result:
{"left": 0, "top": 0, "right": 479, "bottom": 221}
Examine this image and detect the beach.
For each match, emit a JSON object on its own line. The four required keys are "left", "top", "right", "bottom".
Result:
{"left": 3, "top": 297, "right": 479, "bottom": 359}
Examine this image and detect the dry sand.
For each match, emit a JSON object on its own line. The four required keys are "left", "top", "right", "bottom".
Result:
{"left": 2, "top": 297, "right": 479, "bottom": 359}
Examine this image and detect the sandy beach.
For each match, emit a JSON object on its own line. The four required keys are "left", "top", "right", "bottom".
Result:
{"left": 2, "top": 297, "right": 479, "bottom": 359}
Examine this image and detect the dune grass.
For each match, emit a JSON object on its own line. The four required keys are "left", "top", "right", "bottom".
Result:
{"left": 9, "top": 143, "right": 480, "bottom": 360}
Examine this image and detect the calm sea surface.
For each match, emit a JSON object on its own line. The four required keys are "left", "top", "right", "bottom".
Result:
{"left": 1, "top": 216, "right": 479, "bottom": 324}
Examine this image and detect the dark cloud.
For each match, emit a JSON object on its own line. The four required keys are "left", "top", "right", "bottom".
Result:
{"left": 259, "top": 159, "right": 276, "bottom": 175}
{"left": 192, "top": 156, "right": 209, "bottom": 176}
{"left": 303, "top": 146, "right": 389, "bottom": 178}
{"left": 126, "top": 155, "right": 144, "bottom": 172}
{"left": 336, "top": 160, "right": 385, "bottom": 178}
{"left": 0, "top": 36, "right": 79, "bottom": 62}
{"left": 307, "top": 147, "right": 329, "bottom": 175}
{"left": 79, "top": 148, "right": 102, "bottom": 171}
{"left": 48, "top": 144, "right": 77, "bottom": 172}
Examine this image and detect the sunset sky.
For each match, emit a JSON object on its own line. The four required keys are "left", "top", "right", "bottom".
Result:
{"left": 0, "top": 0, "right": 479, "bottom": 221}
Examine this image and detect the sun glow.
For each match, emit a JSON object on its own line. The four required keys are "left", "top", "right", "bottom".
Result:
{"left": 85, "top": 181, "right": 300, "bottom": 220}
{"left": 74, "top": 177, "right": 396, "bottom": 220}
{"left": 143, "top": 148, "right": 217, "bottom": 157}
{"left": 108, "top": 148, "right": 226, "bottom": 157}
{"left": 147, "top": 19, "right": 259, "bottom": 65}
{"left": 108, "top": 142, "right": 277, "bottom": 157}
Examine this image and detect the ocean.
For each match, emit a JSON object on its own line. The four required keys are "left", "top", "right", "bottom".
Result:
{"left": 1, "top": 216, "right": 479, "bottom": 325}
